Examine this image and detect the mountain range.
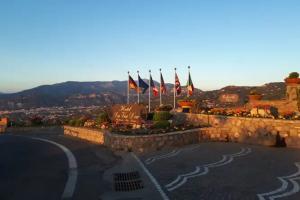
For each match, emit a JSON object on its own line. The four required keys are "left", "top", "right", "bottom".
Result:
{"left": 0, "top": 81, "right": 286, "bottom": 110}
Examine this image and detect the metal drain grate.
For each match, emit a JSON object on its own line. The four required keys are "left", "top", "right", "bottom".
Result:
{"left": 114, "top": 171, "right": 144, "bottom": 192}
{"left": 114, "top": 171, "right": 140, "bottom": 181}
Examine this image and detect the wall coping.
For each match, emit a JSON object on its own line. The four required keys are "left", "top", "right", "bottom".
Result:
{"left": 186, "top": 113, "right": 300, "bottom": 124}
{"left": 64, "top": 125, "right": 105, "bottom": 133}
{"left": 106, "top": 128, "right": 203, "bottom": 138}
{"left": 64, "top": 125, "right": 203, "bottom": 138}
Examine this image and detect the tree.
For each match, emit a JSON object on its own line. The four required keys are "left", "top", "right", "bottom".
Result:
{"left": 95, "top": 112, "right": 110, "bottom": 125}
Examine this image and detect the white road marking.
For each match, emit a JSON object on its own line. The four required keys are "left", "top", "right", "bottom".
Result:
{"left": 145, "top": 150, "right": 178, "bottom": 164}
{"left": 131, "top": 153, "right": 170, "bottom": 200}
{"left": 145, "top": 145, "right": 201, "bottom": 165}
{"left": 165, "top": 147, "right": 252, "bottom": 191}
{"left": 31, "top": 137, "right": 78, "bottom": 199}
{"left": 257, "top": 162, "right": 300, "bottom": 200}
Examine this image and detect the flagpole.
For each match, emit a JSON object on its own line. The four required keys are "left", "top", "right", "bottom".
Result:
{"left": 159, "top": 68, "right": 162, "bottom": 106}
{"left": 149, "top": 70, "right": 151, "bottom": 112}
{"left": 174, "top": 68, "right": 176, "bottom": 109}
{"left": 127, "top": 71, "right": 130, "bottom": 104}
{"left": 137, "top": 70, "right": 140, "bottom": 104}
{"left": 187, "top": 66, "right": 190, "bottom": 98}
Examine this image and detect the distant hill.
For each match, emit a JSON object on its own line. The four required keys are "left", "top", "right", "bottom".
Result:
{"left": 199, "top": 82, "right": 286, "bottom": 107}
{"left": 0, "top": 81, "right": 286, "bottom": 110}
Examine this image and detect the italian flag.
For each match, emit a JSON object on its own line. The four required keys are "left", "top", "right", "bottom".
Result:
{"left": 187, "top": 72, "right": 194, "bottom": 96}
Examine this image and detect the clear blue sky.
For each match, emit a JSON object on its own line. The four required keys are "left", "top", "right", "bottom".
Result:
{"left": 0, "top": 0, "right": 299, "bottom": 93}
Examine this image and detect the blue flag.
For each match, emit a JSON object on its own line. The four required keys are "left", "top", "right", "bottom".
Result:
{"left": 138, "top": 75, "right": 149, "bottom": 94}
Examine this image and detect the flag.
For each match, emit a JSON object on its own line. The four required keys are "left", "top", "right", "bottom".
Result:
{"left": 150, "top": 75, "right": 159, "bottom": 96}
{"left": 138, "top": 75, "right": 149, "bottom": 94}
{"left": 129, "top": 75, "right": 138, "bottom": 90}
{"left": 175, "top": 72, "right": 181, "bottom": 95}
{"left": 160, "top": 73, "right": 167, "bottom": 94}
{"left": 187, "top": 72, "right": 194, "bottom": 96}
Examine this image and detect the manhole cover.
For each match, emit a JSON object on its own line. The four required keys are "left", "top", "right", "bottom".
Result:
{"left": 114, "top": 171, "right": 144, "bottom": 192}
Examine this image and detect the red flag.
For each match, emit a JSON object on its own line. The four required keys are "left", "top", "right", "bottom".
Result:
{"left": 128, "top": 75, "right": 138, "bottom": 90}
{"left": 160, "top": 73, "right": 167, "bottom": 94}
{"left": 175, "top": 72, "right": 181, "bottom": 95}
{"left": 150, "top": 75, "right": 158, "bottom": 96}
{"left": 187, "top": 72, "right": 194, "bottom": 96}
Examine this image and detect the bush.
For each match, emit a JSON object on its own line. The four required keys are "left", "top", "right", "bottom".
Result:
{"left": 75, "top": 119, "right": 84, "bottom": 127}
{"left": 249, "top": 90, "right": 260, "bottom": 95}
{"left": 153, "top": 111, "right": 172, "bottom": 121}
{"left": 289, "top": 72, "right": 299, "bottom": 78}
{"left": 96, "top": 112, "right": 110, "bottom": 124}
{"left": 147, "top": 112, "right": 154, "bottom": 120}
{"left": 68, "top": 119, "right": 76, "bottom": 126}
{"left": 157, "top": 104, "right": 173, "bottom": 112}
{"left": 153, "top": 120, "right": 170, "bottom": 129}
{"left": 31, "top": 116, "right": 43, "bottom": 126}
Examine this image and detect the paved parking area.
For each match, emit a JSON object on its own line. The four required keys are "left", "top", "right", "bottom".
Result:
{"left": 139, "top": 142, "right": 300, "bottom": 200}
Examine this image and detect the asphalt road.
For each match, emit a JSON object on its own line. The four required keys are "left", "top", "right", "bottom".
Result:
{"left": 0, "top": 128, "right": 120, "bottom": 200}
{"left": 2, "top": 128, "right": 300, "bottom": 200}
{"left": 139, "top": 142, "right": 300, "bottom": 200}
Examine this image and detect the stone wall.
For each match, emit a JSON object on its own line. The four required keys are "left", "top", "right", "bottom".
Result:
{"left": 64, "top": 126, "right": 105, "bottom": 144}
{"left": 0, "top": 125, "right": 6, "bottom": 133}
{"left": 104, "top": 128, "right": 201, "bottom": 153}
{"left": 181, "top": 113, "right": 300, "bottom": 148}
{"left": 246, "top": 99, "right": 299, "bottom": 115}
{"left": 64, "top": 114, "right": 300, "bottom": 151}
{"left": 64, "top": 126, "right": 203, "bottom": 153}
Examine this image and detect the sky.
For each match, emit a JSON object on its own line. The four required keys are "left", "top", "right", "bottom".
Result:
{"left": 0, "top": 0, "right": 300, "bottom": 93}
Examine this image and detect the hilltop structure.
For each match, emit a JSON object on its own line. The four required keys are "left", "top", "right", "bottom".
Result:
{"left": 246, "top": 72, "right": 300, "bottom": 116}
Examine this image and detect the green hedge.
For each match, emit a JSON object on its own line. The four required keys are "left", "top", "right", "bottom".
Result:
{"left": 289, "top": 72, "right": 299, "bottom": 78}
{"left": 156, "top": 104, "right": 173, "bottom": 112}
{"left": 153, "top": 111, "right": 172, "bottom": 121}
{"left": 153, "top": 120, "right": 170, "bottom": 129}
{"left": 96, "top": 112, "right": 110, "bottom": 124}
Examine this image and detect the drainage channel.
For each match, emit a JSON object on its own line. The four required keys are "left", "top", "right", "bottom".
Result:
{"left": 114, "top": 171, "right": 144, "bottom": 192}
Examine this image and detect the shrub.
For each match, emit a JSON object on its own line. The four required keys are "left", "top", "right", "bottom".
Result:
{"left": 153, "top": 111, "right": 172, "bottom": 121}
{"left": 68, "top": 119, "right": 76, "bottom": 126}
{"left": 249, "top": 90, "right": 260, "bottom": 95}
{"left": 147, "top": 112, "right": 154, "bottom": 120}
{"left": 75, "top": 119, "right": 84, "bottom": 127}
{"left": 288, "top": 72, "right": 299, "bottom": 78}
{"left": 156, "top": 104, "right": 173, "bottom": 112}
{"left": 153, "top": 120, "right": 170, "bottom": 129}
{"left": 96, "top": 112, "right": 110, "bottom": 124}
{"left": 31, "top": 116, "right": 43, "bottom": 126}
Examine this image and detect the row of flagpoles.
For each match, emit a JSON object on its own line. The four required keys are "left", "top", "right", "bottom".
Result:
{"left": 127, "top": 66, "right": 194, "bottom": 112}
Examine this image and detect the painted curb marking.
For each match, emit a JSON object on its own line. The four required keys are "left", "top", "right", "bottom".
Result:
{"left": 145, "top": 145, "right": 201, "bottom": 165}
{"left": 257, "top": 162, "right": 300, "bottom": 200}
{"left": 131, "top": 153, "right": 170, "bottom": 200}
{"left": 165, "top": 147, "right": 252, "bottom": 191}
{"left": 31, "top": 137, "right": 78, "bottom": 199}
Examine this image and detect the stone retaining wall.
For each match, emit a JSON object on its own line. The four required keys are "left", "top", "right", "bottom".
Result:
{"left": 64, "top": 114, "right": 300, "bottom": 152}
{"left": 64, "top": 126, "right": 105, "bottom": 144}
{"left": 63, "top": 126, "right": 204, "bottom": 153}
{"left": 180, "top": 113, "right": 300, "bottom": 148}
{"left": 0, "top": 125, "right": 5, "bottom": 133}
{"left": 104, "top": 128, "right": 202, "bottom": 153}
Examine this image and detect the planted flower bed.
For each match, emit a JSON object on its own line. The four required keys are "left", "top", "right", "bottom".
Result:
{"left": 110, "top": 123, "right": 204, "bottom": 136}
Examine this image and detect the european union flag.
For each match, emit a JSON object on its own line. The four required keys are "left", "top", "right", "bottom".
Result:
{"left": 138, "top": 75, "right": 149, "bottom": 94}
